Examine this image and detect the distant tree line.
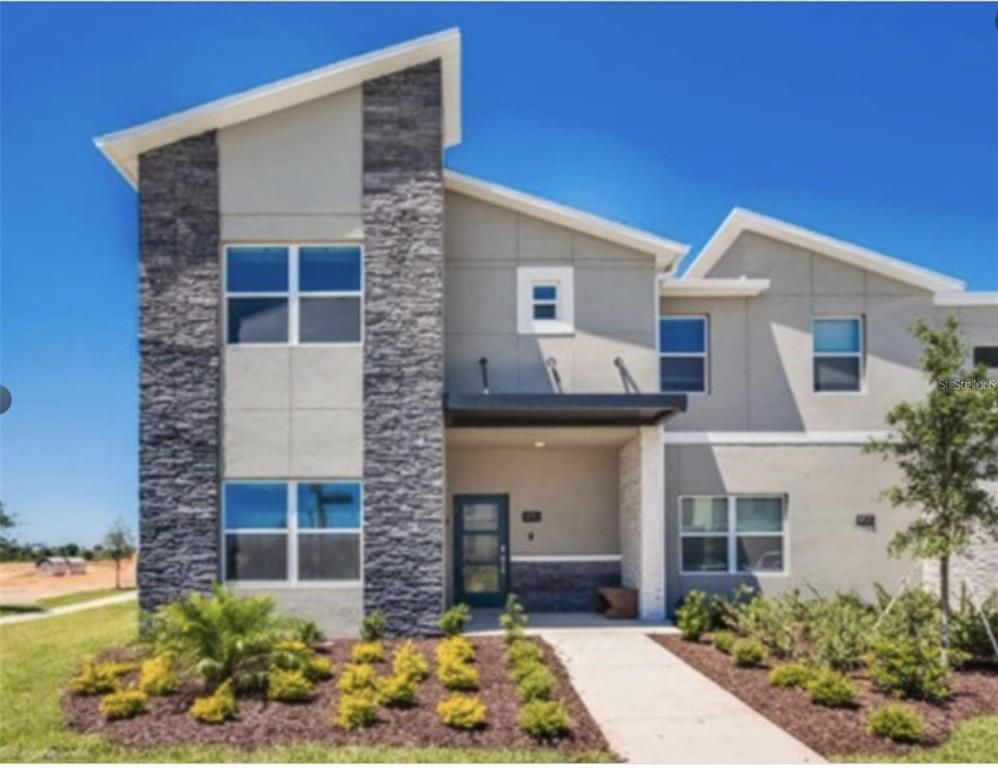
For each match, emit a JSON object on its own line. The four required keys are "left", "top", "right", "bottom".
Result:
{"left": 0, "top": 500, "right": 135, "bottom": 564}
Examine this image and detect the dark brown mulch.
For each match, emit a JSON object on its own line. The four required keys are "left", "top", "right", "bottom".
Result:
{"left": 653, "top": 634, "right": 998, "bottom": 758}
{"left": 63, "top": 637, "right": 610, "bottom": 754}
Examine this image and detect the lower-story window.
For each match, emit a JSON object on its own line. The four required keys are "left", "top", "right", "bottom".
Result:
{"left": 679, "top": 495, "right": 786, "bottom": 574}
{"left": 223, "top": 481, "right": 362, "bottom": 584}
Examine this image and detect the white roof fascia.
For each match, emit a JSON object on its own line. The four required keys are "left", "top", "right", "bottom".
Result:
{"left": 94, "top": 28, "right": 462, "bottom": 188}
{"left": 660, "top": 277, "right": 770, "bottom": 298}
{"left": 933, "top": 292, "right": 998, "bottom": 308}
{"left": 686, "top": 207, "right": 964, "bottom": 293}
{"left": 444, "top": 170, "right": 688, "bottom": 271}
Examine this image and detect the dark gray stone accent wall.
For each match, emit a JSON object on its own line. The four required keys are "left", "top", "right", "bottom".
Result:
{"left": 362, "top": 61, "right": 446, "bottom": 635}
{"left": 511, "top": 560, "right": 622, "bottom": 612}
{"left": 137, "top": 131, "right": 221, "bottom": 612}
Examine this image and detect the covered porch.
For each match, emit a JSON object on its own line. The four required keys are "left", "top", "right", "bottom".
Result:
{"left": 443, "top": 393, "right": 684, "bottom": 621}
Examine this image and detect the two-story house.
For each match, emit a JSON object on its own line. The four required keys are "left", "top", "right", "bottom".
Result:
{"left": 96, "top": 29, "right": 997, "bottom": 634}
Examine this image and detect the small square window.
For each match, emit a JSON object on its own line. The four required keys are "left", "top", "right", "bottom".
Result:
{"left": 813, "top": 317, "right": 863, "bottom": 392}
{"left": 659, "top": 316, "right": 708, "bottom": 394}
{"left": 532, "top": 284, "right": 559, "bottom": 321}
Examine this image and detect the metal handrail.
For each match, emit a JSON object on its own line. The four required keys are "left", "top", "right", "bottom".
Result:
{"left": 614, "top": 357, "right": 642, "bottom": 394}
{"left": 478, "top": 357, "right": 490, "bottom": 394}
{"left": 545, "top": 357, "right": 564, "bottom": 394}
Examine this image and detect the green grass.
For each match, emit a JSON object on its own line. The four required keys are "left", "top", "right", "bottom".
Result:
{"left": 0, "top": 603, "right": 610, "bottom": 763}
{"left": 36, "top": 588, "right": 132, "bottom": 610}
{"left": 838, "top": 716, "right": 998, "bottom": 763}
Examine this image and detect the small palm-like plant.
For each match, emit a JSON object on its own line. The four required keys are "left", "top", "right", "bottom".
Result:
{"left": 146, "top": 584, "right": 298, "bottom": 691}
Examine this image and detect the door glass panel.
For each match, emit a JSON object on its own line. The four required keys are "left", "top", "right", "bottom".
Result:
{"left": 463, "top": 565, "right": 500, "bottom": 593}
{"left": 463, "top": 503, "right": 498, "bottom": 531}
{"left": 463, "top": 533, "right": 499, "bottom": 564}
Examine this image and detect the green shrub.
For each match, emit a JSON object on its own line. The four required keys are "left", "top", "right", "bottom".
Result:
{"left": 868, "top": 704, "right": 925, "bottom": 743}
{"left": 437, "top": 604, "right": 471, "bottom": 637}
{"left": 436, "top": 693, "right": 487, "bottom": 730}
{"left": 436, "top": 636, "right": 475, "bottom": 665}
{"left": 190, "top": 679, "right": 238, "bottom": 724}
{"left": 806, "top": 669, "right": 855, "bottom": 708}
{"left": 866, "top": 636, "right": 950, "bottom": 702}
{"left": 675, "top": 590, "right": 712, "bottom": 641}
{"left": 376, "top": 673, "right": 418, "bottom": 707}
{"left": 99, "top": 688, "right": 147, "bottom": 720}
{"left": 952, "top": 588, "right": 998, "bottom": 660}
{"left": 360, "top": 610, "right": 388, "bottom": 642}
{"left": 516, "top": 665, "right": 555, "bottom": 702}
{"left": 267, "top": 668, "right": 314, "bottom": 702}
{"left": 337, "top": 663, "right": 377, "bottom": 693}
{"left": 711, "top": 630, "right": 736, "bottom": 655}
{"left": 873, "top": 587, "right": 940, "bottom": 643}
{"left": 809, "top": 592, "right": 875, "bottom": 671}
{"left": 139, "top": 654, "right": 178, "bottom": 696}
{"left": 505, "top": 638, "right": 542, "bottom": 668}
{"left": 731, "top": 638, "right": 768, "bottom": 667}
{"left": 305, "top": 655, "right": 333, "bottom": 681}
{"left": 767, "top": 662, "right": 817, "bottom": 689}
{"left": 68, "top": 658, "right": 121, "bottom": 695}
{"left": 518, "top": 699, "right": 569, "bottom": 738}
{"left": 733, "top": 592, "right": 806, "bottom": 659}
{"left": 499, "top": 594, "right": 528, "bottom": 645}
{"left": 392, "top": 640, "right": 428, "bottom": 683}
{"left": 351, "top": 641, "right": 385, "bottom": 664}
{"left": 510, "top": 659, "right": 545, "bottom": 684}
{"left": 437, "top": 660, "right": 479, "bottom": 691}
{"left": 291, "top": 618, "right": 325, "bottom": 644}
{"left": 334, "top": 691, "right": 378, "bottom": 730}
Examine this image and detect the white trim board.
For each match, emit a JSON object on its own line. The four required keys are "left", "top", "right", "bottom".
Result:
{"left": 509, "top": 554, "right": 622, "bottom": 563}
{"left": 664, "top": 431, "right": 890, "bottom": 446}
{"left": 685, "top": 208, "right": 964, "bottom": 293}
{"left": 660, "top": 277, "right": 770, "bottom": 298}
{"left": 933, "top": 292, "right": 998, "bottom": 308}
{"left": 95, "top": 29, "right": 462, "bottom": 188}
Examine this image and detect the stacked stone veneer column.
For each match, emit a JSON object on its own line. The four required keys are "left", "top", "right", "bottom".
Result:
{"left": 137, "top": 131, "right": 221, "bottom": 611}
{"left": 361, "top": 61, "right": 446, "bottom": 634}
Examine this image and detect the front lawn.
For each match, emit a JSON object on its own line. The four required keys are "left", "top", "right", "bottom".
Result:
{"left": 841, "top": 716, "right": 998, "bottom": 762}
{"left": 0, "top": 602, "right": 610, "bottom": 763}
{"left": 37, "top": 588, "right": 132, "bottom": 609}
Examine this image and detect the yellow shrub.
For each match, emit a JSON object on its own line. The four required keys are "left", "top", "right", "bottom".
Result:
{"left": 334, "top": 691, "right": 378, "bottom": 730}
{"left": 139, "top": 655, "right": 178, "bottom": 696}
{"left": 267, "top": 668, "right": 314, "bottom": 702}
{"left": 436, "top": 693, "right": 487, "bottom": 730}
{"left": 437, "top": 660, "right": 479, "bottom": 691}
{"left": 376, "top": 673, "right": 417, "bottom": 707}
{"left": 305, "top": 655, "right": 334, "bottom": 681}
{"left": 99, "top": 688, "right": 148, "bottom": 720}
{"left": 68, "top": 658, "right": 122, "bottom": 695}
{"left": 351, "top": 641, "right": 386, "bottom": 664}
{"left": 392, "top": 640, "right": 428, "bottom": 682}
{"left": 436, "top": 636, "right": 475, "bottom": 665}
{"left": 190, "top": 679, "right": 238, "bottom": 724}
{"left": 337, "top": 663, "right": 377, "bottom": 693}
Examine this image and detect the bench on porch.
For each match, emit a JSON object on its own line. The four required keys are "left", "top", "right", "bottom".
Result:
{"left": 596, "top": 586, "right": 638, "bottom": 619}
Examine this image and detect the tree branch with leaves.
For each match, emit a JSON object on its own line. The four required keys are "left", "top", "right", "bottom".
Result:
{"left": 102, "top": 518, "right": 136, "bottom": 590}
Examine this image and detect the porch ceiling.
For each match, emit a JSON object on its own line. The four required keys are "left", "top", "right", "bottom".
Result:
{"left": 443, "top": 393, "right": 687, "bottom": 429}
{"left": 446, "top": 425, "right": 638, "bottom": 448}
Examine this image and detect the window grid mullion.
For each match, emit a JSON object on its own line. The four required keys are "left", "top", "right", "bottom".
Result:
{"left": 728, "top": 496, "right": 736, "bottom": 574}
{"left": 289, "top": 245, "right": 300, "bottom": 345}
{"left": 288, "top": 482, "right": 298, "bottom": 585}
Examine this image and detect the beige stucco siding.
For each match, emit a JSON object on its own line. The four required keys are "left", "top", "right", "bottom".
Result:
{"left": 444, "top": 191, "right": 658, "bottom": 394}
{"left": 664, "top": 442, "right": 919, "bottom": 609}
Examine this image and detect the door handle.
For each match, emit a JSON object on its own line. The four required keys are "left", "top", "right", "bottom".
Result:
{"left": 499, "top": 544, "right": 507, "bottom": 576}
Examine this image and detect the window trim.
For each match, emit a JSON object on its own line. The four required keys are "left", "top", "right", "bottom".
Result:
{"left": 658, "top": 314, "right": 709, "bottom": 395}
{"left": 516, "top": 266, "right": 575, "bottom": 335}
{"left": 678, "top": 494, "right": 788, "bottom": 576}
{"left": 223, "top": 243, "right": 364, "bottom": 347}
{"left": 812, "top": 315, "right": 864, "bottom": 395}
{"left": 221, "top": 480, "right": 363, "bottom": 588}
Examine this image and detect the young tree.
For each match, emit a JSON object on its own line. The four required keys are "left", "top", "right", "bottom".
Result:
{"left": 866, "top": 317, "right": 998, "bottom": 655}
{"left": 102, "top": 519, "right": 136, "bottom": 590}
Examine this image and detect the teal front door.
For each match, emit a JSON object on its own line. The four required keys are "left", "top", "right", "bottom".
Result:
{"left": 453, "top": 495, "right": 509, "bottom": 607}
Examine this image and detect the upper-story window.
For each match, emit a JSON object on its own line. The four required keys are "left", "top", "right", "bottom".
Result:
{"left": 225, "top": 245, "right": 362, "bottom": 345}
{"left": 532, "top": 284, "right": 559, "bottom": 320}
{"left": 973, "top": 346, "right": 998, "bottom": 373}
{"left": 659, "top": 316, "right": 708, "bottom": 394}
{"left": 517, "top": 266, "right": 574, "bottom": 335}
{"left": 813, "top": 316, "right": 863, "bottom": 393}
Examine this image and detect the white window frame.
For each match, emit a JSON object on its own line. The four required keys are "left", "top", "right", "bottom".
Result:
{"left": 517, "top": 266, "right": 574, "bottom": 335}
{"left": 223, "top": 243, "right": 364, "bottom": 347}
{"left": 678, "top": 494, "right": 788, "bottom": 576}
{"left": 659, "top": 315, "right": 709, "bottom": 395}
{"left": 812, "top": 315, "right": 864, "bottom": 394}
{"left": 221, "top": 480, "right": 363, "bottom": 588}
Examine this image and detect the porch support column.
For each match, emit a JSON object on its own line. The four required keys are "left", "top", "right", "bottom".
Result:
{"left": 619, "top": 425, "right": 666, "bottom": 620}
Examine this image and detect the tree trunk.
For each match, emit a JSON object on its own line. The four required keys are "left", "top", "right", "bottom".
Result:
{"left": 940, "top": 555, "right": 951, "bottom": 668}
{"left": 115, "top": 557, "right": 121, "bottom": 591}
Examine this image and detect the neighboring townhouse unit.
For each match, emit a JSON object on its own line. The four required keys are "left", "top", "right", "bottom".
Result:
{"left": 96, "top": 29, "right": 998, "bottom": 634}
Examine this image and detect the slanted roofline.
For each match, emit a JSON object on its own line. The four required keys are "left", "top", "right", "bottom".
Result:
{"left": 444, "top": 170, "right": 688, "bottom": 271}
{"left": 94, "top": 28, "right": 461, "bottom": 188}
{"left": 685, "top": 207, "right": 965, "bottom": 293}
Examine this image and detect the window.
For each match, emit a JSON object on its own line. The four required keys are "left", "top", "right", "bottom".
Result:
{"left": 659, "top": 316, "right": 708, "bottom": 393}
{"left": 517, "top": 266, "right": 574, "bottom": 335}
{"left": 223, "top": 481, "right": 362, "bottom": 584}
{"left": 680, "top": 495, "right": 786, "bottom": 574}
{"left": 813, "top": 317, "right": 863, "bottom": 392}
{"left": 973, "top": 346, "right": 998, "bottom": 372}
{"left": 532, "top": 284, "right": 558, "bottom": 320}
{"left": 225, "top": 245, "right": 362, "bottom": 345}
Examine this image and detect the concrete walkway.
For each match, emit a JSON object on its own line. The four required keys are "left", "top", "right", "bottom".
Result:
{"left": 0, "top": 591, "right": 136, "bottom": 626}
{"left": 543, "top": 627, "right": 823, "bottom": 764}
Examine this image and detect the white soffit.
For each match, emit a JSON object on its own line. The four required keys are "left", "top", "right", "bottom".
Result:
{"left": 444, "top": 170, "right": 688, "bottom": 270}
{"left": 94, "top": 28, "right": 462, "bottom": 188}
{"left": 685, "top": 208, "right": 965, "bottom": 293}
{"left": 660, "top": 277, "right": 770, "bottom": 298}
{"left": 933, "top": 292, "right": 998, "bottom": 308}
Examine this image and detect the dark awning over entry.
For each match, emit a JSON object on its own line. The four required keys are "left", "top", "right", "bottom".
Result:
{"left": 443, "top": 393, "right": 687, "bottom": 428}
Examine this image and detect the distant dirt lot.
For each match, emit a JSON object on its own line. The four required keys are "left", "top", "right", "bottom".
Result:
{"left": 0, "top": 557, "right": 136, "bottom": 605}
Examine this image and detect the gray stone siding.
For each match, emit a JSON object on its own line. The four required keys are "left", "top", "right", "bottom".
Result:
{"left": 511, "top": 560, "right": 622, "bottom": 612}
{"left": 137, "top": 131, "right": 221, "bottom": 612}
{"left": 361, "top": 61, "right": 446, "bottom": 635}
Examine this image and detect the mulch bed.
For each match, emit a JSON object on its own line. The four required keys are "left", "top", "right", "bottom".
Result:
{"left": 653, "top": 633, "right": 998, "bottom": 758}
{"left": 63, "top": 636, "right": 610, "bottom": 754}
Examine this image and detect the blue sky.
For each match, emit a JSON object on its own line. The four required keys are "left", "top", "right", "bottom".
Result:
{"left": 1, "top": 3, "right": 996, "bottom": 545}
